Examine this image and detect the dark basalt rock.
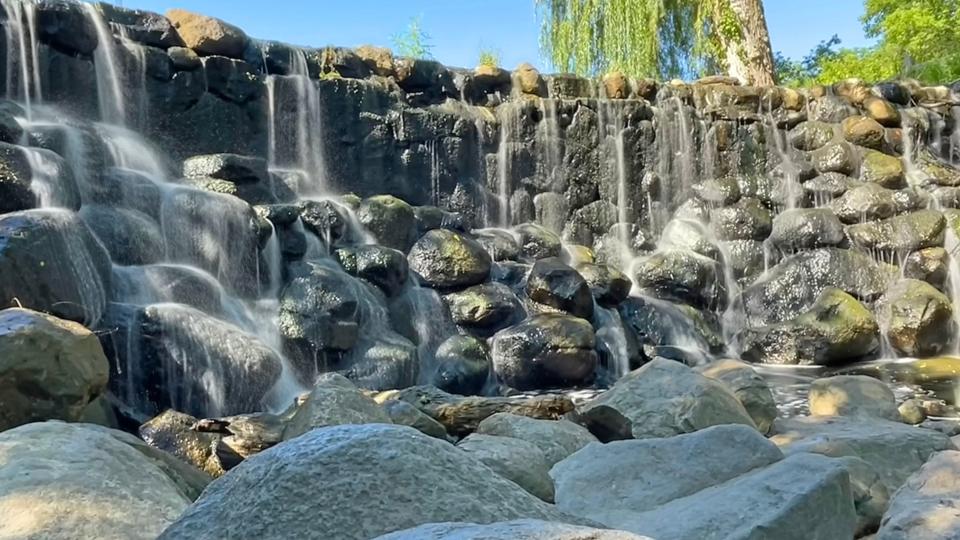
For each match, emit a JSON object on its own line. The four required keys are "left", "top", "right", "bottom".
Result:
{"left": 95, "top": 3, "right": 184, "bottom": 49}
{"left": 35, "top": 0, "right": 99, "bottom": 55}
{"left": 443, "top": 282, "right": 524, "bottom": 336}
{"left": 525, "top": 257, "right": 594, "bottom": 319}
{"left": 334, "top": 245, "right": 409, "bottom": 297}
{"left": 358, "top": 195, "right": 417, "bottom": 252}
{"left": 632, "top": 249, "right": 726, "bottom": 311}
{"left": 433, "top": 334, "right": 491, "bottom": 395}
{"left": 79, "top": 205, "right": 164, "bottom": 266}
{"left": 408, "top": 229, "right": 492, "bottom": 290}
{"left": 491, "top": 313, "right": 597, "bottom": 391}
{"left": 576, "top": 262, "right": 631, "bottom": 307}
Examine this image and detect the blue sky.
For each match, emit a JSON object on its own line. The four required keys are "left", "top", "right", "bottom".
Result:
{"left": 115, "top": 1, "right": 875, "bottom": 70}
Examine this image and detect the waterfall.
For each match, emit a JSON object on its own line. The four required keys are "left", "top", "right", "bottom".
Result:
{"left": 83, "top": 3, "right": 127, "bottom": 126}
{"left": 495, "top": 104, "right": 518, "bottom": 227}
{"left": 264, "top": 47, "right": 327, "bottom": 195}
{"left": 1, "top": 0, "right": 41, "bottom": 119}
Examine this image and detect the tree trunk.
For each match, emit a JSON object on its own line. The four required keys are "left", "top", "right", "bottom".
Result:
{"left": 722, "top": 0, "right": 777, "bottom": 86}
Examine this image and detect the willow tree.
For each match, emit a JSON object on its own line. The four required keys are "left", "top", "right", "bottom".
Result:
{"left": 536, "top": 0, "right": 777, "bottom": 85}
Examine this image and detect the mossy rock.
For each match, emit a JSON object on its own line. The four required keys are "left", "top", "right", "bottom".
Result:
{"left": 876, "top": 279, "right": 955, "bottom": 357}
{"left": 860, "top": 149, "right": 905, "bottom": 189}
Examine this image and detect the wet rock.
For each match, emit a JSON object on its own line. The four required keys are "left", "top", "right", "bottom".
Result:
{"left": 159, "top": 424, "right": 578, "bottom": 540}
{"left": 829, "top": 183, "right": 899, "bottom": 224}
{"left": 874, "top": 82, "right": 911, "bottom": 106}
{"left": 693, "top": 177, "right": 741, "bottom": 206}
{"left": 809, "top": 375, "right": 899, "bottom": 420}
{"left": 771, "top": 415, "right": 955, "bottom": 495}
{"left": 770, "top": 208, "right": 846, "bottom": 251}
{"left": 472, "top": 228, "right": 520, "bottom": 261}
{"left": 790, "top": 120, "right": 836, "bottom": 151}
{"left": 864, "top": 96, "right": 901, "bottom": 127}
{"left": 298, "top": 199, "right": 351, "bottom": 246}
{"left": 36, "top": 0, "right": 98, "bottom": 55}
{"left": 842, "top": 116, "right": 885, "bottom": 149}
{"left": 861, "top": 148, "right": 905, "bottom": 188}
{"left": 443, "top": 282, "right": 523, "bottom": 336}
{"left": 282, "top": 374, "right": 392, "bottom": 440}
{"left": 408, "top": 229, "right": 492, "bottom": 289}
{"left": 279, "top": 261, "right": 360, "bottom": 379}
{"left": 514, "top": 222, "right": 562, "bottom": 260}
{"left": 811, "top": 141, "right": 858, "bottom": 176}
{"left": 551, "top": 425, "right": 784, "bottom": 527}
{"left": 334, "top": 245, "right": 409, "bottom": 297}
{"left": 899, "top": 398, "right": 928, "bottom": 425}
{"left": 904, "top": 247, "right": 948, "bottom": 290}
{"left": 457, "top": 434, "right": 555, "bottom": 502}
{"left": 696, "top": 359, "right": 777, "bottom": 434}
{"left": 168, "top": 46, "right": 201, "bottom": 70}
{"left": 166, "top": 9, "right": 248, "bottom": 57}
{"left": 876, "top": 450, "right": 960, "bottom": 540}
{"left": 576, "top": 262, "right": 631, "bottom": 306}
{"left": 846, "top": 210, "right": 945, "bottom": 254}
{"left": 740, "top": 288, "right": 879, "bottom": 366}
{"left": 376, "top": 520, "right": 644, "bottom": 540}
{"left": 709, "top": 197, "right": 772, "bottom": 241}
{"left": 432, "top": 334, "right": 490, "bottom": 395}
{"left": 721, "top": 239, "right": 765, "bottom": 284}
{"left": 491, "top": 314, "right": 597, "bottom": 391}
{"left": 577, "top": 358, "right": 755, "bottom": 440}
{"left": 525, "top": 257, "right": 594, "bottom": 319}
{"left": 562, "top": 200, "right": 617, "bottom": 247}
{"left": 80, "top": 205, "right": 164, "bottom": 266}
{"left": 0, "top": 143, "right": 35, "bottom": 213}
{"left": 357, "top": 195, "right": 417, "bottom": 251}
{"left": 632, "top": 249, "right": 725, "bottom": 310}
{"left": 876, "top": 279, "right": 955, "bottom": 357}
{"left": 0, "top": 308, "right": 108, "bottom": 431}
{"left": 476, "top": 412, "right": 597, "bottom": 467}
{"left": 658, "top": 218, "right": 722, "bottom": 260}
{"left": 0, "top": 422, "right": 192, "bottom": 539}
{"left": 200, "top": 56, "right": 263, "bottom": 103}
{"left": 382, "top": 399, "right": 448, "bottom": 439}
{"left": 808, "top": 95, "right": 859, "bottom": 123}
{"left": 102, "top": 303, "right": 283, "bottom": 419}
{"left": 182, "top": 153, "right": 267, "bottom": 184}
{"left": 803, "top": 172, "right": 854, "bottom": 203}
{"left": 743, "top": 248, "right": 892, "bottom": 324}
{"left": 0, "top": 209, "right": 112, "bottom": 326}
{"left": 139, "top": 410, "right": 223, "bottom": 476}
{"left": 96, "top": 3, "right": 183, "bottom": 48}
{"left": 413, "top": 205, "right": 467, "bottom": 234}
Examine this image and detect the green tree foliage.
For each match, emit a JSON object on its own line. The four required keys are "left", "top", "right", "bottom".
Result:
{"left": 535, "top": 0, "right": 736, "bottom": 79}
{"left": 393, "top": 16, "right": 434, "bottom": 59}
{"left": 775, "top": 35, "right": 841, "bottom": 87}
{"left": 791, "top": 0, "right": 960, "bottom": 85}
{"left": 478, "top": 48, "right": 502, "bottom": 68}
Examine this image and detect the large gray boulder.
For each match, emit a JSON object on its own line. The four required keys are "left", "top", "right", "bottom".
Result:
{"left": 551, "top": 425, "right": 784, "bottom": 526}
{"left": 846, "top": 210, "right": 945, "bottom": 254}
{"left": 375, "top": 520, "right": 648, "bottom": 540}
{"left": 0, "top": 422, "right": 191, "bottom": 539}
{"left": 0, "top": 308, "right": 109, "bottom": 431}
{"left": 576, "top": 358, "right": 756, "bottom": 440}
{"left": 159, "top": 424, "right": 582, "bottom": 540}
{"left": 769, "top": 208, "right": 846, "bottom": 251}
{"left": 476, "top": 413, "right": 597, "bottom": 467}
{"left": 876, "top": 450, "right": 960, "bottom": 540}
{"left": 809, "top": 375, "right": 899, "bottom": 420}
{"left": 771, "top": 416, "right": 956, "bottom": 494}
{"left": 457, "top": 434, "right": 555, "bottom": 502}
{"left": 282, "top": 373, "right": 392, "bottom": 440}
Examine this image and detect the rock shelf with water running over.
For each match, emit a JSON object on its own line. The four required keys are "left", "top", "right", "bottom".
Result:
{"left": 1, "top": 1, "right": 960, "bottom": 539}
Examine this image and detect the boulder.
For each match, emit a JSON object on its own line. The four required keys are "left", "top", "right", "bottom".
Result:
{"left": 79, "top": 205, "right": 164, "bottom": 266}
{"left": 96, "top": 4, "right": 183, "bottom": 48}
{"left": 358, "top": 195, "right": 417, "bottom": 252}
{"left": 457, "top": 434, "right": 555, "bottom": 501}
{"left": 334, "top": 245, "right": 409, "bottom": 297}
{"left": 476, "top": 413, "right": 597, "bottom": 467}
{"left": 0, "top": 209, "right": 112, "bottom": 326}
{"left": 830, "top": 183, "right": 899, "bottom": 224}
{"left": 576, "top": 358, "right": 755, "bottom": 440}
{"left": 771, "top": 415, "right": 956, "bottom": 495}
{"left": 551, "top": 425, "right": 784, "bottom": 526}
{"left": 382, "top": 399, "right": 448, "bottom": 439}
{"left": 0, "top": 422, "right": 191, "bottom": 539}
{"left": 876, "top": 450, "right": 960, "bottom": 540}
{"left": 525, "top": 257, "right": 594, "bottom": 319}
{"left": 847, "top": 209, "right": 946, "bottom": 255}
{"left": 632, "top": 249, "right": 725, "bottom": 310}
{"left": 375, "top": 520, "right": 647, "bottom": 540}
{"left": 514, "top": 63, "right": 545, "bottom": 96}
{"left": 864, "top": 96, "right": 901, "bottom": 127}
{"left": 861, "top": 149, "right": 906, "bottom": 188}
{"left": 282, "top": 373, "right": 392, "bottom": 440}
{"left": 739, "top": 288, "right": 879, "bottom": 366}
{"left": 743, "top": 248, "right": 892, "bottom": 325}
{"left": 811, "top": 141, "right": 858, "bottom": 176}
{"left": 721, "top": 239, "right": 765, "bottom": 284}
{"left": 696, "top": 359, "right": 777, "bottom": 434}
{"left": 808, "top": 95, "right": 858, "bottom": 122}
{"left": 709, "top": 197, "right": 772, "bottom": 241}
{"left": 0, "top": 308, "right": 109, "bottom": 431}
{"left": 693, "top": 177, "right": 741, "bottom": 206}
{"left": 790, "top": 120, "right": 836, "bottom": 152}
{"left": 355, "top": 45, "right": 395, "bottom": 77}
{"left": 842, "top": 116, "right": 885, "bottom": 149}
{"left": 490, "top": 314, "right": 597, "bottom": 391}
{"left": 804, "top": 172, "right": 854, "bottom": 204}
{"left": 903, "top": 247, "right": 948, "bottom": 290}
{"left": 472, "top": 228, "right": 521, "bottom": 261}
{"left": 139, "top": 410, "right": 223, "bottom": 476}
{"left": 769, "top": 208, "right": 846, "bottom": 251}
{"left": 158, "top": 424, "right": 580, "bottom": 540}
{"left": 0, "top": 143, "right": 36, "bottom": 213}
{"left": 443, "top": 282, "right": 523, "bottom": 336}
{"left": 35, "top": 0, "right": 99, "bottom": 55}
{"left": 876, "top": 279, "right": 955, "bottom": 357}
{"left": 182, "top": 153, "right": 267, "bottom": 183}
{"left": 514, "top": 222, "right": 562, "bottom": 260}
{"left": 166, "top": 9, "right": 248, "bottom": 57}
{"left": 576, "top": 262, "right": 631, "bottom": 306}
{"left": 432, "top": 334, "right": 490, "bottom": 395}
{"left": 809, "top": 375, "right": 899, "bottom": 420}
{"left": 408, "top": 229, "right": 492, "bottom": 289}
